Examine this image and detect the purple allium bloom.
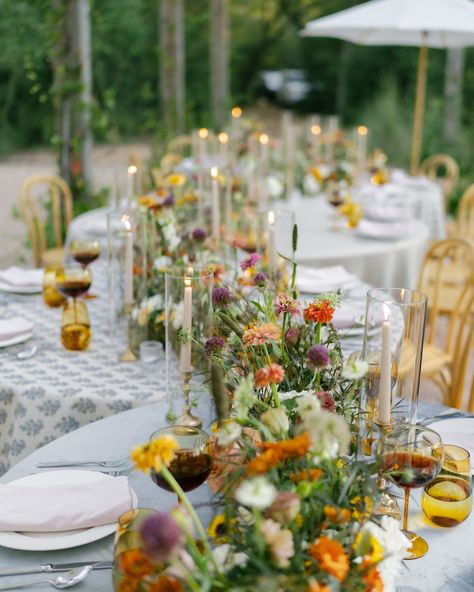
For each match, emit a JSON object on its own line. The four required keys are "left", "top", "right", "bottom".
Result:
{"left": 284, "top": 326, "right": 300, "bottom": 347}
{"left": 212, "top": 286, "right": 233, "bottom": 308}
{"left": 274, "top": 294, "right": 301, "bottom": 317}
{"left": 204, "top": 336, "right": 226, "bottom": 357}
{"left": 306, "top": 344, "right": 330, "bottom": 370}
{"left": 192, "top": 227, "right": 207, "bottom": 242}
{"left": 163, "top": 193, "right": 175, "bottom": 207}
{"left": 253, "top": 271, "right": 267, "bottom": 287}
{"left": 139, "top": 512, "right": 183, "bottom": 562}
{"left": 240, "top": 252, "right": 262, "bottom": 271}
{"left": 316, "top": 390, "right": 336, "bottom": 412}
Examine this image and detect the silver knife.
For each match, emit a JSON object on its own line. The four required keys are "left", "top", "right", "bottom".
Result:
{"left": 0, "top": 561, "right": 112, "bottom": 577}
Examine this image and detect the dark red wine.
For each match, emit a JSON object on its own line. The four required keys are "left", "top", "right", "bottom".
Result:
{"left": 151, "top": 452, "right": 213, "bottom": 492}
{"left": 383, "top": 451, "right": 440, "bottom": 488}
{"left": 56, "top": 279, "right": 91, "bottom": 298}
{"left": 73, "top": 251, "right": 100, "bottom": 266}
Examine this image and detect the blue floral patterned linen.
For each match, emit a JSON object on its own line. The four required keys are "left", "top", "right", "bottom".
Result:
{"left": 0, "top": 260, "right": 169, "bottom": 475}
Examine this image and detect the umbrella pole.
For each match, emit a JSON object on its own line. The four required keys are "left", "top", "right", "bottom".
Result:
{"left": 410, "top": 39, "right": 429, "bottom": 175}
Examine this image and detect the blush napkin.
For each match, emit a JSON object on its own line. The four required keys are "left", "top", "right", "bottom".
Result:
{"left": 0, "top": 473, "right": 134, "bottom": 532}
{"left": 0, "top": 267, "right": 43, "bottom": 288}
{"left": 0, "top": 317, "right": 34, "bottom": 341}
{"left": 297, "top": 265, "right": 358, "bottom": 294}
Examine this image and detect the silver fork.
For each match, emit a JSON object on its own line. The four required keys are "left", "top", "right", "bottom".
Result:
{"left": 36, "top": 456, "right": 131, "bottom": 469}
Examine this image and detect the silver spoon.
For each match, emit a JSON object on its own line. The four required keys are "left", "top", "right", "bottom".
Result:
{"left": 15, "top": 345, "right": 38, "bottom": 360}
{"left": 0, "top": 566, "right": 92, "bottom": 590}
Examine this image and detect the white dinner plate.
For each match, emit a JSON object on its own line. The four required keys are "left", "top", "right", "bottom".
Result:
{"left": 0, "top": 331, "right": 33, "bottom": 349}
{"left": 429, "top": 417, "right": 474, "bottom": 460}
{"left": 0, "top": 471, "right": 137, "bottom": 551}
{"left": 0, "top": 281, "right": 41, "bottom": 294}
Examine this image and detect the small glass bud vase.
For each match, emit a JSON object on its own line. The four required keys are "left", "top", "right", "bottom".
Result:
{"left": 61, "top": 300, "right": 91, "bottom": 351}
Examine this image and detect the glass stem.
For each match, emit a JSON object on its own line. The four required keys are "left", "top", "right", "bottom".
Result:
{"left": 73, "top": 297, "right": 77, "bottom": 324}
{"left": 403, "top": 488, "right": 410, "bottom": 531}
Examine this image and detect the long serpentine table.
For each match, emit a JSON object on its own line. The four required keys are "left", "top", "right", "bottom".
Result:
{"left": 0, "top": 400, "right": 472, "bottom": 591}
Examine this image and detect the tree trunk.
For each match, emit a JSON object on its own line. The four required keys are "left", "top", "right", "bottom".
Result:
{"left": 210, "top": 0, "right": 229, "bottom": 129}
{"left": 443, "top": 47, "right": 464, "bottom": 149}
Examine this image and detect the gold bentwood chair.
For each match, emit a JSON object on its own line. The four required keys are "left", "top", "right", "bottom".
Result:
{"left": 19, "top": 175, "right": 73, "bottom": 268}
{"left": 420, "top": 154, "right": 460, "bottom": 211}
{"left": 168, "top": 135, "right": 192, "bottom": 156}
{"left": 417, "top": 238, "right": 474, "bottom": 406}
{"left": 455, "top": 184, "right": 474, "bottom": 241}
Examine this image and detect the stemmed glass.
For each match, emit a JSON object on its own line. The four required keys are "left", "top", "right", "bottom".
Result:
{"left": 378, "top": 423, "right": 443, "bottom": 559}
{"left": 150, "top": 426, "right": 213, "bottom": 501}
{"left": 69, "top": 239, "right": 100, "bottom": 299}
{"left": 56, "top": 266, "right": 92, "bottom": 323}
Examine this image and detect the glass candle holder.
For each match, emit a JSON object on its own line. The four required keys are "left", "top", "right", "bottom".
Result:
{"left": 165, "top": 267, "right": 213, "bottom": 427}
{"left": 43, "top": 266, "right": 66, "bottom": 308}
{"left": 358, "top": 288, "right": 427, "bottom": 451}
{"left": 60, "top": 299, "right": 91, "bottom": 351}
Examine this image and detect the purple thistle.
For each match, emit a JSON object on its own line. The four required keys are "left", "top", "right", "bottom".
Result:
{"left": 163, "top": 193, "right": 175, "bottom": 207}
{"left": 316, "top": 390, "right": 336, "bottom": 412}
{"left": 139, "top": 512, "right": 183, "bottom": 562}
{"left": 306, "top": 344, "right": 330, "bottom": 370}
{"left": 192, "top": 227, "right": 207, "bottom": 242}
{"left": 212, "top": 286, "right": 233, "bottom": 308}
{"left": 240, "top": 252, "right": 261, "bottom": 271}
{"left": 253, "top": 271, "right": 267, "bottom": 287}
{"left": 204, "top": 336, "right": 226, "bottom": 358}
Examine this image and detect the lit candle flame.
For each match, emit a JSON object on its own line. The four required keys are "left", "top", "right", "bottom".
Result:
{"left": 358, "top": 125, "right": 368, "bottom": 136}
{"left": 383, "top": 302, "right": 391, "bottom": 321}
{"left": 211, "top": 166, "right": 219, "bottom": 179}
{"left": 268, "top": 210, "right": 275, "bottom": 225}
{"left": 128, "top": 165, "right": 138, "bottom": 176}
{"left": 259, "top": 133, "right": 269, "bottom": 145}
{"left": 218, "top": 132, "right": 228, "bottom": 144}
{"left": 198, "top": 128, "right": 209, "bottom": 139}
{"left": 311, "top": 124, "right": 321, "bottom": 136}
{"left": 184, "top": 276, "right": 192, "bottom": 287}
{"left": 122, "top": 214, "right": 132, "bottom": 232}
{"left": 231, "top": 107, "right": 242, "bottom": 119}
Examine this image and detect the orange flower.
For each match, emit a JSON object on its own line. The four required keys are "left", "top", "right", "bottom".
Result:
{"left": 243, "top": 323, "right": 281, "bottom": 347}
{"left": 363, "top": 567, "right": 384, "bottom": 592}
{"left": 323, "top": 505, "right": 352, "bottom": 524}
{"left": 254, "top": 363, "right": 285, "bottom": 387}
{"left": 303, "top": 300, "right": 335, "bottom": 324}
{"left": 146, "top": 575, "right": 184, "bottom": 592}
{"left": 290, "top": 468, "right": 323, "bottom": 483}
{"left": 119, "top": 579, "right": 141, "bottom": 592}
{"left": 261, "top": 432, "right": 311, "bottom": 460}
{"left": 116, "top": 548, "right": 154, "bottom": 578}
{"left": 247, "top": 448, "right": 283, "bottom": 476}
{"left": 309, "top": 537, "right": 349, "bottom": 582}
{"left": 306, "top": 581, "right": 330, "bottom": 592}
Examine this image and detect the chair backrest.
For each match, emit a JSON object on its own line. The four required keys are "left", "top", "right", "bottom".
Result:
{"left": 456, "top": 184, "right": 474, "bottom": 240}
{"left": 19, "top": 175, "right": 73, "bottom": 267}
{"left": 420, "top": 153, "right": 460, "bottom": 205}
{"left": 160, "top": 152, "right": 183, "bottom": 174}
{"left": 417, "top": 238, "right": 474, "bottom": 351}
{"left": 449, "top": 288, "right": 474, "bottom": 410}
{"left": 168, "top": 134, "right": 192, "bottom": 155}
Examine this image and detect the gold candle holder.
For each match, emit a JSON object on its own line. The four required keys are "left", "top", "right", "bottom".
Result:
{"left": 120, "top": 303, "right": 138, "bottom": 363}
{"left": 175, "top": 369, "right": 202, "bottom": 428}
{"left": 373, "top": 417, "right": 401, "bottom": 521}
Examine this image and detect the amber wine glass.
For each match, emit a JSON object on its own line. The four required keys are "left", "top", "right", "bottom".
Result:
{"left": 70, "top": 239, "right": 100, "bottom": 298}
{"left": 149, "top": 426, "right": 213, "bottom": 499}
{"left": 379, "top": 423, "right": 443, "bottom": 559}
{"left": 56, "top": 267, "right": 92, "bottom": 320}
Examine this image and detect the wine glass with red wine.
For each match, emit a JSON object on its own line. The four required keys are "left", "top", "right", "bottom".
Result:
{"left": 70, "top": 239, "right": 100, "bottom": 299}
{"left": 150, "top": 426, "right": 213, "bottom": 499}
{"left": 56, "top": 266, "right": 92, "bottom": 326}
{"left": 378, "top": 423, "right": 443, "bottom": 559}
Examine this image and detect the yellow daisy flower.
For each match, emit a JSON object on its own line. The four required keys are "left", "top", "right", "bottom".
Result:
{"left": 131, "top": 436, "right": 179, "bottom": 473}
{"left": 166, "top": 173, "right": 187, "bottom": 187}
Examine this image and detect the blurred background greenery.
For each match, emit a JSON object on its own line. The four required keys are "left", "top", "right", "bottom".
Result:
{"left": 1, "top": 0, "right": 473, "bottom": 184}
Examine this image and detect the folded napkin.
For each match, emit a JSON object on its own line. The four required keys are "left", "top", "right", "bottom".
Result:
{"left": 0, "top": 317, "right": 34, "bottom": 341}
{"left": 0, "top": 473, "right": 133, "bottom": 532}
{"left": 332, "top": 304, "right": 365, "bottom": 330}
{"left": 363, "top": 205, "right": 411, "bottom": 223}
{"left": 357, "top": 219, "right": 412, "bottom": 240}
{"left": 297, "top": 265, "right": 358, "bottom": 294}
{"left": 0, "top": 267, "right": 43, "bottom": 288}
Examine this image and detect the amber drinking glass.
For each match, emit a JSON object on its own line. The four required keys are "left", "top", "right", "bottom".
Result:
{"left": 422, "top": 445, "right": 472, "bottom": 527}
{"left": 379, "top": 423, "right": 443, "bottom": 559}
{"left": 43, "top": 266, "right": 66, "bottom": 308}
{"left": 60, "top": 299, "right": 91, "bottom": 351}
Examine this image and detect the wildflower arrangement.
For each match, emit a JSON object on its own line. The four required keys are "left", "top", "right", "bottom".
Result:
{"left": 123, "top": 384, "right": 408, "bottom": 592}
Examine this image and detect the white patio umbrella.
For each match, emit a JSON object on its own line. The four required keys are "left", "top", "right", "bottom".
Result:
{"left": 301, "top": 0, "right": 474, "bottom": 173}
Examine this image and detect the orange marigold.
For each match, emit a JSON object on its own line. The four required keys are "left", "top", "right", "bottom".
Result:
{"left": 261, "top": 432, "right": 311, "bottom": 460}
{"left": 247, "top": 448, "right": 283, "bottom": 476}
{"left": 290, "top": 468, "right": 323, "bottom": 483}
{"left": 243, "top": 323, "right": 281, "bottom": 347}
{"left": 254, "top": 363, "right": 285, "bottom": 387}
{"left": 323, "top": 505, "right": 352, "bottom": 524}
{"left": 363, "top": 567, "right": 384, "bottom": 592}
{"left": 116, "top": 548, "right": 154, "bottom": 578}
{"left": 309, "top": 537, "right": 349, "bottom": 582}
{"left": 303, "top": 300, "right": 335, "bottom": 324}
{"left": 306, "top": 581, "right": 330, "bottom": 592}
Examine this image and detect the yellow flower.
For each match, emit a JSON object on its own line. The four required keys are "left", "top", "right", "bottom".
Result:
{"left": 207, "top": 514, "right": 229, "bottom": 542}
{"left": 131, "top": 436, "right": 179, "bottom": 473}
{"left": 353, "top": 531, "right": 384, "bottom": 566}
{"left": 311, "top": 166, "right": 323, "bottom": 182}
{"left": 166, "top": 173, "right": 186, "bottom": 187}
{"left": 350, "top": 495, "right": 372, "bottom": 521}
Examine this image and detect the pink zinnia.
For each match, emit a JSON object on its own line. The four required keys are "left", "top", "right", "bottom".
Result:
{"left": 255, "top": 363, "right": 285, "bottom": 388}
{"left": 316, "top": 390, "right": 336, "bottom": 412}
{"left": 240, "top": 253, "right": 262, "bottom": 271}
{"left": 275, "top": 294, "right": 301, "bottom": 317}
{"left": 243, "top": 323, "right": 281, "bottom": 347}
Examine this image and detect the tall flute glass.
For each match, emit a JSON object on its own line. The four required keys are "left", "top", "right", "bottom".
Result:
{"left": 378, "top": 423, "right": 443, "bottom": 559}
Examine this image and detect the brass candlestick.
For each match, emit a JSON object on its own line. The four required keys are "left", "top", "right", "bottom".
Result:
{"left": 120, "top": 303, "right": 137, "bottom": 362}
{"left": 373, "top": 417, "right": 401, "bottom": 521}
{"left": 175, "top": 369, "right": 202, "bottom": 427}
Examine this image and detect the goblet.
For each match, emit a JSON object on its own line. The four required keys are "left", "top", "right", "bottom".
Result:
{"left": 70, "top": 239, "right": 100, "bottom": 299}
{"left": 150, "top": 426, "right": 213, "bottom": 500}
{"left": 56, "top": 266, "right": 92, "bottom": 327}
{"left": 378, "top": 423, "right": 443, "bottom": 559}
